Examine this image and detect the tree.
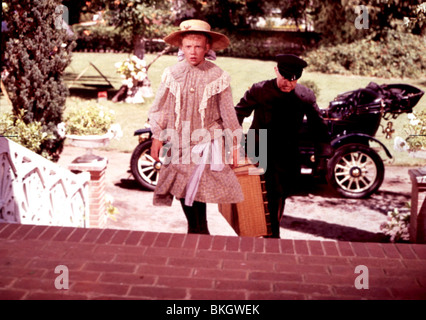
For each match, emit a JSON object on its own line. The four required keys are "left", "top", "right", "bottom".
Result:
{"left": 310, "top": 0, "right": 361, "bottom": 44}
{"left": 100, "top": 0, "right": 175, "bottom": 102}
{"left": 177, "top": 0, "right": 266, "bottom": 29}
{"left": 265, "top": 0, "right": 424, "bottom": 45}
{"left": 2, "top": 0, "right": 75, "bottom": 160}
{"left": 107, "top": 0, "right": 175, "bottom": 58}
{"left": 404, "top": 2, "right": 426, "bottom": 35}
{"left": 264, "top": 0, "right": 313, "bottom": 31}
{"left": 311, "top": 0, "right": 424, "bottom": 45}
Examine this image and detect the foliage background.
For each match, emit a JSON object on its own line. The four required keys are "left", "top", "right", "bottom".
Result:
{"left": 2, "top": 0, "right": 76, "bottom": 160}
{"left": 57, "top": 52, "right": 425, "bottom": 167}
{"left": 304, "top": 29, "right": 426, "bottom": 79}
{"left": 1, "top": 0, "right": 425, "bottom": 164}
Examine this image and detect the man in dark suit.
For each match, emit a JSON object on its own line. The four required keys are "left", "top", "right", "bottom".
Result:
{"left": 235, "top": 54, "right": 331, "bottom": 238}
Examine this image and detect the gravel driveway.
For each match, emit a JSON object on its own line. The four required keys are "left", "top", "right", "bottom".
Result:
{"left": 59, "top": 146, "right": 414, "bottom": 242}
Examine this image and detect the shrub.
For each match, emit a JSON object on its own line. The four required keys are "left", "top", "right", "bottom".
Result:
{"left": 73, "top": 24, "right": 132, "bottom": 52}
{"left": 394, "top": 110, "right": 426, "bottom": 152}
{"left": 223, "top": 30, "right": 315, "bottom": 60}
{"left": 3, "top": 0, "right": 76, "bottom": 161}
{"left": 299, "top": 80, "right": 320, "bottom": 98}
{"left": 0, "top": 112, "right": 53, "bottom": 160}
{"left": 64, "top": 104, "right": 116, "bottom": 136}
{"left": 304, "top": 30, "right": 426, "bottom": 79}
{"left": 72, "top": 24, "right": 167, "bottom": 53}
{"left": 380, "top": 205, "right": 411, "bottom": 243}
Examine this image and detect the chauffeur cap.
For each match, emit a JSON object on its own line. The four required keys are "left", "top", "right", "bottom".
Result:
{"left": 276, "top": 54, "right": 308, "bottom": 81}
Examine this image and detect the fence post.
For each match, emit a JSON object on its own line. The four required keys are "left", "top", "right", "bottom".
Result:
{"left": 68, "top": 159, "right": 108, "bottom": 228}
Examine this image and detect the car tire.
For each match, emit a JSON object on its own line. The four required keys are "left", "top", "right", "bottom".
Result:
{"left": 327, "top": 143, "right": 384, "bottom": 198}
{"left": 130, "top": 140, "right": 160, "bottom": 191}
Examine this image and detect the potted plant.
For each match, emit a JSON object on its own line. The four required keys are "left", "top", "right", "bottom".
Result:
{"left": 59, "top": 104, "right": 122, "bottom": 162}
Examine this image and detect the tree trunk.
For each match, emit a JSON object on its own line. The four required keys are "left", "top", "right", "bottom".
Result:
{"left": 133, "top": 35, "right": 153, "bottom": 101}
{"left": 134, "top": 34, "right": 145, "bottom": 59}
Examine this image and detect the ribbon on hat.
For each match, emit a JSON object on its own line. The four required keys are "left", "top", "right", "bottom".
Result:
{"left": 178, "top": 49, "right": 217, "bottom": 62}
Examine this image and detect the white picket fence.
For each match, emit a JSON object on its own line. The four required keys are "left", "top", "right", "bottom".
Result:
{"left": 0, "top": 137, "right": 90, "bottom": 227}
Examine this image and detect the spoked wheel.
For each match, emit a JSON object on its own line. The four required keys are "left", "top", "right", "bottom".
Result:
{"left": 130, "top": 140, "right": 161, "bottom": 191}
{"left": 327, "top": 143, "right": 384, "bottom": 198}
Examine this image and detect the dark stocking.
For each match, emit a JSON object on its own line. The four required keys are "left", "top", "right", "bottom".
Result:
{"left": 180, "top": 199, "right": 209, "bottom": 235}
{"left": 266, "top": 196, "right": 286, "bottom": 238}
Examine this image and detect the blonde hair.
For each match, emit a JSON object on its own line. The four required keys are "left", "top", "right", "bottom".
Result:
{"left": 180, "top": 32, "right": 212, "bottom": 46}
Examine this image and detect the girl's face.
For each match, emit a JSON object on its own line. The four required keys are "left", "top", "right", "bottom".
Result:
{"left": 181, "top": 34, "right": 211, "bottom": 66}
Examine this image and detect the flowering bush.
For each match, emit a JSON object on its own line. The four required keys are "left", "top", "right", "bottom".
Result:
{"left": 60, "top": 104, "right": 122, "bottom": 139}
{"left": 380, "top": 206, "right": 411, "bottom": 243}
{"left": 115, "top": 55, "right": 148, "bottom": 89}
{"left": 0, "top": 112, "right": 53, "bottom": 160}
{"left": 394, "top": 110, "right": 426, "bottom": 153}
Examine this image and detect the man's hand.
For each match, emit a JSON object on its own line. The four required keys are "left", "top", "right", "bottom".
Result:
{"left": 151, "top": 138, "right": 163, "bottom": 162}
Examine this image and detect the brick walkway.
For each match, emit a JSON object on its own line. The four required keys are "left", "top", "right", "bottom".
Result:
{"left": 0, "top": 223, "right": 425, "bottom": 300}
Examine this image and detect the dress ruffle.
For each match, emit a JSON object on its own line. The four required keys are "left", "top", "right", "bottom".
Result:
{"left": 199, "top": 72, "right": 231, "bottom": 128}
{"left": 161, "top": 68, "right": 182, "bottom": 130}
{"left": 161, "top": 65, "right": 231, "bottom": 129}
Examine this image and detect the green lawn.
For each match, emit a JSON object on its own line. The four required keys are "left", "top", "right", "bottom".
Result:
{"left": 2, "top": 52, "right": 425, "bottom": 165}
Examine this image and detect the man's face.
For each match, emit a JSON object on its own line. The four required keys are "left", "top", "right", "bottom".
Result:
{"left": 275, "top": 66, "right": 298, "bottom": 93}
{"left": 181, "top": 34, "right": 210, "bottom": 66}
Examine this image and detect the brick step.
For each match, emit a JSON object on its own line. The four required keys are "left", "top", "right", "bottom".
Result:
{"left": 0, "top": 223, "right": 425, "bottom": 300}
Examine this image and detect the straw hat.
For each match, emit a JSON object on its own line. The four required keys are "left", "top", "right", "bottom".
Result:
{"left": 164, "top": 19, "right": 230, "bottom": 51}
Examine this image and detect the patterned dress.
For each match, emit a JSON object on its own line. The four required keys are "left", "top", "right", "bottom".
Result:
{"left": 148, "top": 60, "right": 244, "bottom": 206}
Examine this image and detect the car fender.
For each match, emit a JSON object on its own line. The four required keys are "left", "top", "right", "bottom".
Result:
{"left": 134, "top": 128, "right": 152, "bottom": 136}
{"left": 331, "top": 133, "right": 393, "bottom": 159}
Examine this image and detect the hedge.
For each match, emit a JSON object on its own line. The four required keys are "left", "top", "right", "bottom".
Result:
{"left": 72, "top": 25, "right": 318, "bottom": 59}
{"left": 71, "top": 25, "right": 424, "bottom": 79}
{"left": 303, "top": 30, "right": 426, "bottom": 79}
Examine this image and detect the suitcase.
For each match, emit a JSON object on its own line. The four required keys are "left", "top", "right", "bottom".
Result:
{"left": 218, "top": 164, "right": 271, "bottom": 237}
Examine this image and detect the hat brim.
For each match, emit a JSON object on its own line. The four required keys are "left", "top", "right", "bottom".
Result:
{"left": 164, "top": 30, "right": 230, "bottom": 51}
{"left": 278, "top": 68, "right": 302, "bottom": 81}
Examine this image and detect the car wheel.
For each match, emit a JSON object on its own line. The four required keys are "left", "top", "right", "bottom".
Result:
{"left": 130, "top": 140, "right": 161, "bottom": 191}
{"left": 327, "top": 143, "right": 384, "bottom": 198}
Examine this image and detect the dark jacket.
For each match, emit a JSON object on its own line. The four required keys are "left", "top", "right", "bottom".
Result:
{"left": 235, "top": 79, "right": 329, "bottom": 197}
